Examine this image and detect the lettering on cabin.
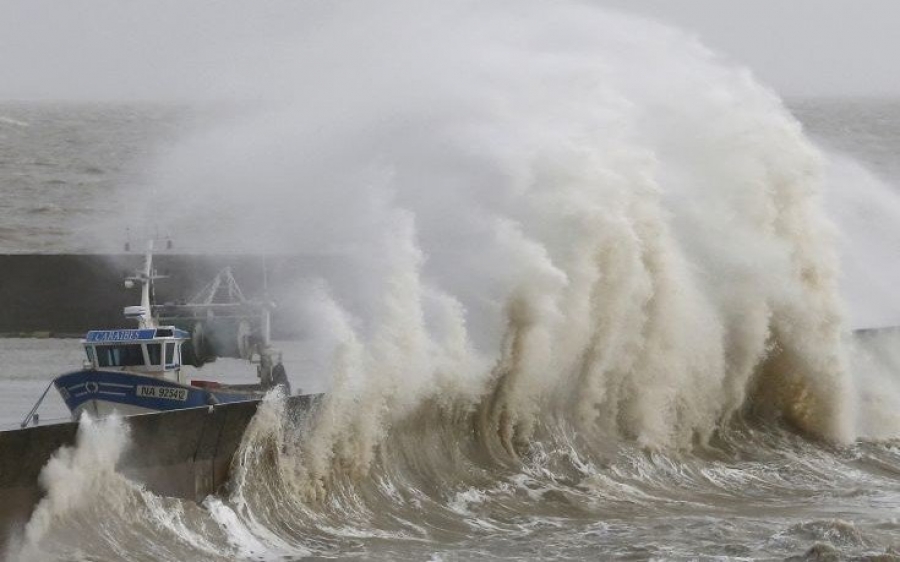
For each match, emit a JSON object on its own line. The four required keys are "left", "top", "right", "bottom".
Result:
{"left": 86, "top": 329, "right": 156, "bottom": 343}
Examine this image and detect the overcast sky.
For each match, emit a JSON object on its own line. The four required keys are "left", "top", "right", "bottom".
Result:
{"left": 0, "top": 0, "right": 897, "bottom": 101}
{"left": 600, "top": 0, "right": 900, "bottom": 98}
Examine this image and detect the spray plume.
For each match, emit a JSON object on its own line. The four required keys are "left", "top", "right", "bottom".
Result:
{"left": 104, "top": 1, "right": 860, "bottom": 490}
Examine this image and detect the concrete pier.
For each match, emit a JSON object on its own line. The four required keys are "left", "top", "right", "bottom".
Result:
{"left": 0, "top": 394, "right": 320, "bottom": 551}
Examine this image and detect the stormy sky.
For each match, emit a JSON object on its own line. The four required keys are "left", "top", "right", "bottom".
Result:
{"left": 0, "top": 0, "right": 896, "bottom": 101}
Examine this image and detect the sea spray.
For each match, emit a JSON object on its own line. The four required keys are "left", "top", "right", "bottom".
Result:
{"left": 849, "top": 330, "right": 900, "bottom": 439}
{"left": 821, "top": 153, "right": 900, "bottom": 328}
{"left": 12, "top": 415, "right": 247, "bottom": 561}
{"left": 112, "top": 1, "right": 857, "bottom": 464}
{"left": 817, "top": 151, "right": 900, "bottom": 439}
{"left": 13, "top": 415, "right": 132, "bottom": 561}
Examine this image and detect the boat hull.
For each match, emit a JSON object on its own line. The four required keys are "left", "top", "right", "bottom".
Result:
{"left": 54, "top": 370, "right": 262, "bottom": 418}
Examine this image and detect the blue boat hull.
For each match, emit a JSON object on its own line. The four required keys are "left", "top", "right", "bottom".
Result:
{"left": 54, "top": 370, "right": 261, "bottom": 418}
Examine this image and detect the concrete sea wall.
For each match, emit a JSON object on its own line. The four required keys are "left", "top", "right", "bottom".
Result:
{"left": 0, "top": 394, "right": 320, "bottom": 551}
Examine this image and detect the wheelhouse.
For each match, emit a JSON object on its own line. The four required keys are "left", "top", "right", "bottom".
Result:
{"left": 82, "top": 327, "right": 190, "bottom": 382}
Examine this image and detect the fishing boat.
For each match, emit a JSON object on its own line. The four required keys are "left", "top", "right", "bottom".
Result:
{"left": 27, "top": 241, "right": 290, "bottom": 421}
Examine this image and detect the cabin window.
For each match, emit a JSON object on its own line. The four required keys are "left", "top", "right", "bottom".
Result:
{"left": 84, "top": 346, "right": 95, "bottom": 365}
{"left": 165, "top": 342, "right": 175, "bottom": 365}
{"left": 96, "top": 344, "right": 145, "bottom": 367}
{"left": 146, "top": 343, "right": 162, "bottom": 366}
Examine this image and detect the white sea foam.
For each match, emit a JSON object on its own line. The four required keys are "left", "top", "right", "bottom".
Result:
{"left": 11, "top": 415, "right": 133, "bottom": 561}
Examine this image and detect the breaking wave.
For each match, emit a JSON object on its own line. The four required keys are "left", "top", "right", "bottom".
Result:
{"left": 21, "top": 1, "right": 900, "bottom": 560}
{"left": 137, "top": 0, "right": 855, "bottom": 449}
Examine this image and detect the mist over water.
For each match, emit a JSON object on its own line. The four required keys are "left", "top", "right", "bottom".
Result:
{"left": 13, "top": 2, "right": 900, "bottom": 560}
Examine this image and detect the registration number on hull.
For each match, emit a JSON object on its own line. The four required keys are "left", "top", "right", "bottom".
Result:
{"left": 136, "top": 385, "right": 188, "bottom": 401}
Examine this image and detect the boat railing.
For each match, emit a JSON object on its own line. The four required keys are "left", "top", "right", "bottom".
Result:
{"left": 20, "top": 380, "right": 54, "bottom": 428}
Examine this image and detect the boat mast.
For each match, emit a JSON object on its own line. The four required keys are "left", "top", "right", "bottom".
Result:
{"left": 139, "top": 240, "right": 153, "bottom": 326}
{"left": 124, "top": 239, "right": 159, "bottom": 329}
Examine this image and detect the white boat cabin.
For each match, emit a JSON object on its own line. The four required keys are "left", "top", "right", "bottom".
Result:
{"left": 82, "top": 327, "right": 190, "bottom": 383}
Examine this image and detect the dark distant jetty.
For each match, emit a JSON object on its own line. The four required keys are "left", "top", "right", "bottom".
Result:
{"left": 0, "top": 253, "right": 345, "bottom": 339}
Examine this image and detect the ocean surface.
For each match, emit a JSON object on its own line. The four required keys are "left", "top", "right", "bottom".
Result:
{"left": 4, "top": 11, "right": 900, "bottom": 560}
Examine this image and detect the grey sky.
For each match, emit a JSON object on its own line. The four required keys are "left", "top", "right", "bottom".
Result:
{"left": 0, "top": 0, "right": 897, "bottom": 101}
{"left": 599, "top": 0, "right": 900, "bottom": 98}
